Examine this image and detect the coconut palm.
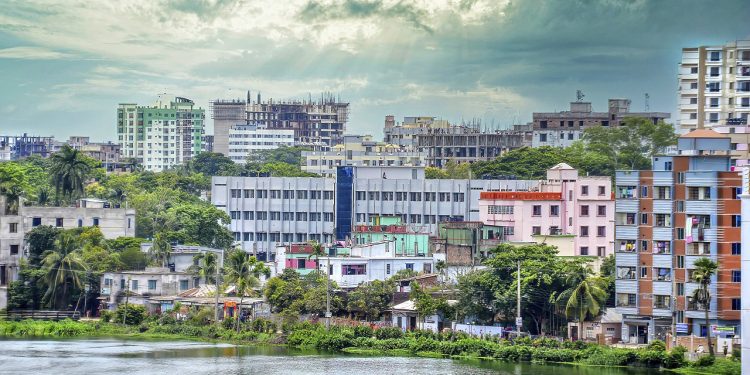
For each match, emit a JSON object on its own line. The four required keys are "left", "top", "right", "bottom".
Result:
{"left": 691, "top": 257, "right": 718, "bottom": 356}
{"left": 190, "top": 252, "right": 218, "bottom": 286}
{"left": 307, "top": 241, "right": 326, "bottom": 274}
{"left": 36, "top": 186, "right": 51, "bottom": 206}
{"left": 150, "top": 233, "right": 172, "bottom": 268}
{"left": 556, "top": 262, "right": 607, "bottom": 341}
{"left": 224, "top": 249, "right": 270, "bottom": 332}
{"left": 42, "top": 231, "right": 87, "bottom": 309}
{"left": 49, "top": 144, "right": 93, "bottom": 204}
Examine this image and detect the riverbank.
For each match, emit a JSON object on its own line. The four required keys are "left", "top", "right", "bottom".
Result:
{"left": 0, "top": 319, "right": 740, "bottom": 374}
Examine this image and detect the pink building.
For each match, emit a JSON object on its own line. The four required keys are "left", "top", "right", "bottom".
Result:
{"left": 479, "top": 163, "right": 614, "bottom": 257}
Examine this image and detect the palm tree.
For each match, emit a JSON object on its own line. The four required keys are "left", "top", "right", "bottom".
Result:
{"left": 42, "top": 232, "right": 87, "bottom": 309}
{"left": 691, "top": 257, "right": 718, "bottom": 356}
{"left": 556, "top": 262, "right": 607, "bottom": 341}
{"left": 36, "top": 186, "right": 51, "bottom": 206}
{"left": 150, "top": 233, "right": 171, "bottom": 268}
{"left": 190, "top": 252, "right": 218, "bottom": 286}
{"left": 308, "top": 241, "right": 326, "bottom": 274}
{"left": 224, "top": 249, "right": 270, "bottom": 332}
{"left": 49, "top": 144, "right": 93, "bottom": 204}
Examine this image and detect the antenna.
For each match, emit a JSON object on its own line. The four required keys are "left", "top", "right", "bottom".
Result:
{"left": 644, "top": 93, "right": 650, "bottom": 111}
{"left": 576, "top": 90, "right": 585, "bottom": 102}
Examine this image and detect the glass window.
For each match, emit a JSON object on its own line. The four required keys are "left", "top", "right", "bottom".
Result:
{"left": 342, "top": 264, "right": 367, "bottom": 275}
{"left": 148, "top": 280, "right": 157, "bottom": 290}
{"left": 550, "top": 205, "right": 559, "bottom": 216}
{"left": 580, "top": 226, "right": 589, "bottom": 237}
{"left": 532, "top": 205, "right": 541, "bottom": 216}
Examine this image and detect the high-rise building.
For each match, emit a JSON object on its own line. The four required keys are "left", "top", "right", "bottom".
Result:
{"left": 117, "top": 96, "right": 205, "bottom": 172}
{"left": 678, "top": 40, "right": 750, "bottom": 166}
{"left": 532, "top": 98, "right": 670, "bottom": 148}
{"left": 615, "top": 129, "right": 741, "bottom": 345}
{"left": 227, "top": 124, "right": 295, "bottom": 163}
{"left": 210, "top": 92, "right": 349, "bottom": 155}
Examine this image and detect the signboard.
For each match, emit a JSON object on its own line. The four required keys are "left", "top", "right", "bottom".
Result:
{"left": 676, "top": 323, "right": 688, "bottom": 334}
{"left": 515, "top": 317, "right": 523, "bottom": 327}
{"left": 711, "top": 325, "right": 735, "bottom": 336}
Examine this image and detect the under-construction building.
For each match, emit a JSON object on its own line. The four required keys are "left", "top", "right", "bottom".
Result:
{"left": 210, "top": 92, "right": 349, "bottom": 156}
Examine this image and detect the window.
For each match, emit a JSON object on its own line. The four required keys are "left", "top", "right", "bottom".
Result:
{"left": 243, "top": 189, "right": 254, "bottom": 198}
{"left": 580, "top": 205, "right": 589, "bottom": 216}
{"left": 654, "top": 295, "right": 671, "bottom": 309}
{"left": 539, "top": 133, "right": 547, "bottom": 142}
{"left": 270, "top": 212, "right": 280, "bottom": 220}
{"left": 356, "top": 191, "right": 366, "bottom": 200}
{"left": 616, "top": 213, "right": 636, "bottom": 225}
{"left": 709, "top": 50, "right": 720, "bottom": 61}
{"left": 452, "top": 193, "right": 465, "bottom": 202}
{"left": 581, "top": 186, "right": 589, "bottom": 196}
{"left": 549, "top": 226, "right": 561, "bottom": 235}
{"left": 342, "top": 264, "right": 367, "bottom": 275}
{"left": 180, "top": 280, "right": 189, "bottom": 290}
{"left": 709, "top": 97, "right": 719, "bottom": 107}
{"left": 386, "top": 264, "right": 391, "bottom": 275}
{"left": 580, "top": 247, "right": 589, "bottom": 255}
{"left": 93, "top": 217, "right": 100, "bottom": 227}
{"left": 597, "top": 247, "right": 605, "bottom": 257}
{"left": 580, "top": 226, "right": 589, "bottom": 237}
{"left": 488, "top": 205, "right": 514, "bottom": 214}
{"left": 243, "top": 211, "right": 254, "bottom": 220}
{"left": 616, "top": 186, "right": 636, "bottom": 199}
{"left": 732, "top": 242, "right": 741, "bottom": 255}
{"left": 732, "top": 270, "right": 741, "bottom": 283}
{"left": 641, "top": 186, "right": 648, "bottom": 198}
{"left": 654, "top": 241, "right": 670, "bottom": 254}
{"left": 618, "top": 240, "right": 636, "bottom": 252}
{"left": 230, "top": 211, "right": 240, "bottom": 220}
{"left": 230, "top": 189, "right": 241, "bottom": 198}
{"left": 148, "top": 280, "right": 157, "bottom": 290}
{"left": 532, "top": 226, "right": 541, "bottom": 235}
{"left": 640, "top": 267, "right": 648, "bottom": 279}
{"left": 409, "top": 192, "right": 421, "bottom": 201}
{"left": 597, "top": 226, "right": 606, "bottom": 237}
{"left": 532, "top": 205, "right": 542, "bottom": 216}
{"left": 55, "top": 218, "right": 63, "bottom": 227}
{"left": 655, "top": 186, "right": 671, "bottom": 200}
{"left": 550, "top": 205, "right": 559, "bottom": 216}
{"left": 503, "top": 227, "right": 515, "bottom": 236}
{"left": 131, "top": 280, "right": 139, "bottom": 291}
{"left": 732, "top": 298, "right": 741, "bottom": 311}
{"left": 677, "top": 255, "right": 685, "bottom": 268}
{"left": 641, "top": 240, "right": 648, "bottom": 252}
{"left": 597, "top": 205, "right": 606, "bottom": 216}
{"left": 616, "top": 293, "right": 636, "bottom": 307}
{"left": 32, "top": 217, "right": 42, "bottom": 227}
{"left": 677, "top": 283, "right": 685, "bottom": 296}
{"left": 10, "top": 244, "right": 19, "bottom": 255}
{"left": 655, "top": 214, "right": 671, "bottom": 227}
{"left": 654, "top": 268, "right": 671, "bottom": 281}
{"left": 732, "top": 215, "right": 741, "bottom": 227}
{"left": 688, "top": 187, "right": 711, "bottom": 200}
{"left": 598, "top": 186, "right": 606, "bottom": 196}
{"left": 9, "top": 223, "right": 17, "bottom": 233}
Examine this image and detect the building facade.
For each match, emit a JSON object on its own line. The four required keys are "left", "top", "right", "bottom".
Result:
{"left": 66, "top": 136, "right": 121, "bottom": 171}
{"left": 101, "top": 268, "right": 196, "bottom": 309}
{"left": 532, "top": 99, "right": 670, "bottom": 148}
{"left": 227, "top": 124, "right": 295, "bottom": 163}
{"left": 0, "top": 197, "right": 136, "bottom": 309}
{"left": 0, "top": 134, "right": 56, "bottom": 160}
{"left": 679, "top": 40, "right": 750, "bottom": 167}
{"left": 117, "top": 96, "right": 205, "bottom": 171}
{"left": 615, "top": 129, "right": 741, "bottom": 345}
{"left": 211, "top": 166, "right": 539, "bottom": 259}
{"left": 301, "top": 135, "right": 427, "bottom": 177}
{"left": 479, "top": 163, "right": 614, "bottom": 257}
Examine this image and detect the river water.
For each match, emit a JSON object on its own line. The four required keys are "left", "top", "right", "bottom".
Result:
{"left": 0, "top": 339, "right": 660, "bottom": 375}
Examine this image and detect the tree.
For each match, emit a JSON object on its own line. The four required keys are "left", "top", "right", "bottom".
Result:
{"left": 691, "top": 257, "right": 718, "bottom": 356}
{"left": 556, "top": 262, "right": 607, "bottom": 341}
{"left": 307, "top": 241, "right": 326, "bottom": 274}
{"left": 162, "top": 204, "right": 233, "bottom": 248}
{"left": 264, "top": 270, "right": 305, "bottom": 313}
{"left": 48, "top": 144, "right": 95, "bottom": 203}
{"left": 0, "top": 161, "right": 30, "bottom": 214}
{"left": 425, "top": 161, "right": 471, "bottom": 179}
{"left": 149, "top": 233, "right": 171, "bottom": 267}
{"left": 190, "top": 152, "right": 239, "bottom": 176}
{"left": 224, "top": 249, "right": 270, "bottom": 332}
{"left": 41, "top": 231, "right": 87, "bottom": 309}
{"left": 190, "top": 252, "right": 218, "bottom": 285}
{"left": 346, "top": 280, "right": 393, "bottom": 320}
{"left": 425, "top": 167, "right": 449, "bottom": 179}
{"left": 583, "top": 117, "right": 677, "bottom": 171}
{"left": 599, "top": 254, "right": 616, "bottom": 307}
{"left": 25, "top": 225, "right": 60, "bottom": 266}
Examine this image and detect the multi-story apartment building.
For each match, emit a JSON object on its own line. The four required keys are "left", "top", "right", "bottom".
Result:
{"left": 117, "top": 96, "right": 205, "bottom": 172}
{"left": 678, "top": 40, "right": 750, "bottom": 166}
{"left": 100, "top": 268, "right": 196, "bottom": 309}
{"left": 0, "top": 134, "right": 56, "bottom": 160}
{"left": 479, "top": 163, "right": 614, "bottom": 257}
{"left": 227, "top": 124, "right": 295, "bottom": 163}
{"left": 532, "top": 99, "right": 670, "bottom": 148}
{"left": 301, "top": 135, "right": 428, "bottom": 177}
{"left": 615, "top": 129, "right": 741, "bottom": 345}
{"left": 66, "top": 136, "right": 121, "bottom": 171}
{"left": 210, "top": 92, "right": 349, "bottom": 154}
{"left": 0, "top": 196, "right": 136, "bottom": 309}
{"left": 211, "top": 166, "right": 538, "bottom": 259}
{"left": 383, "top": 116, "right": 529, "bottom": 167}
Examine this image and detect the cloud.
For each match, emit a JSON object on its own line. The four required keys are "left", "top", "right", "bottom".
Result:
{"left": 298, "top": 0, "right": 434, "bottom": 33}
{"left": 0, "top": 46, "right": 73, "bottom": 59}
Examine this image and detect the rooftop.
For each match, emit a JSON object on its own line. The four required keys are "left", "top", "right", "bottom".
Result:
{"left": 680, "top": 129, "right": 727, "bottom": 139}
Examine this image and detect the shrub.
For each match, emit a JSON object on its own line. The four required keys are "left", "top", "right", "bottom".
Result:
{"left": 531, "top": 347, "right": 578, "bottom": 363}
{"left": 375, "top": 327, "right": 403, "bottom": 340}
{"left": 114, "top": 304, "right": 146, "bottom": 325}
{"left": 99, "top": 310, "right": 113, "bottom": 323}
{"left": 353, "top": 325, "right": 374, "bottom": 338}
{"left": 635, "top": 350, "right": 664, "bottom": 367}
{"left": 222, "top": 317, "right": 236, "bottom": 330}
{"left": 187, "top": 308, "right": 213, "bottom": 326}
{"left": 662, "top": 346, "right": 687, "bottom": 369}
{"left": 532, "top": 337, "right": 560, "bottom": 348}
{"left": 582, "top": 347, "right": 635, "bottom": 366}
{"left": 646, "top": 339, "right": 666, "bottom": 352}
{"left": 693, "top": 354, "right": 715, "bottom": 367}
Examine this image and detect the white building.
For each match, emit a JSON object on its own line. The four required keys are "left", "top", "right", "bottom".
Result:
{"left": 740, "top": 167, "right": 750, "bottom": 370}
{"left": 211, "top": 166, "right": 538, "bottom": 259}
{"left": 228, "top": 123, "right": 295, "bottom": 163}
{"left": 100, "top": 268, "right": 196, "bottom": 309}
{"left": 274, "top": 241, "right": 435, "bottom": 288}
{"left": 0, "top": 196, "right": 136, "bottom": 309}
{"left": 117, "top": 96, "right": 205, "bottom": 172}
{"left": 302, "top": 135, "right": 427, "bottom": 177}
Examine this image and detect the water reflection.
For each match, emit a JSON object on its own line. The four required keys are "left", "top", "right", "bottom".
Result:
{"left": 0, "top": 339, "right": 660, "bottom": 375}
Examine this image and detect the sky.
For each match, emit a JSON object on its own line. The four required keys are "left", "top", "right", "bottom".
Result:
{"left": 0, "top": 0, "right": 749, "bottom": 141}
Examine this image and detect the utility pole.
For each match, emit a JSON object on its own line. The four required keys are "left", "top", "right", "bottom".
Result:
{"left": 516, "top": 260, "right": 522, "bottom": 335}
{"left": 123, "top": 276, "right": 131, "bottom": 325}
{"left": 325, "top": 254, "right": 331, "bottom": 329}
